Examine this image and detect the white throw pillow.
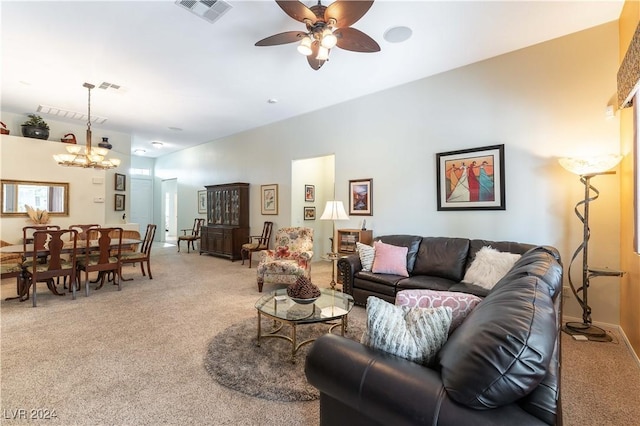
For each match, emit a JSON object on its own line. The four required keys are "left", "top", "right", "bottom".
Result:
{"left": 361, "top": 296, "right": 452, "bottom": 366}
{"left": 462, "top": 246, "right": 521, "bottom": 290}
{"left": 356, "top": 242, "right": 375, "bottom": 272}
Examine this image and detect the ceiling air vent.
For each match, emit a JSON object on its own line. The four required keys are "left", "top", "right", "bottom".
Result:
{"left": 175, "top": 0, "right": 232, "bottom": 24}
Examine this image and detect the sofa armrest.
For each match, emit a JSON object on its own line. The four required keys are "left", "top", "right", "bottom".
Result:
{"left": 337, "top": 254, "right": 362, "bottom": 295}
{"left": 305, "top": 334, "right": 445, "bottom": 425}
{"left": 305, "top": 335, "right": 549, "bottom": 426}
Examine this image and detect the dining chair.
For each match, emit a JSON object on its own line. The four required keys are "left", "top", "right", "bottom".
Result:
{"left": 70, "top": 224, "right": 101, "bottom": 241}
{"left": 22, "top": 225, "right": 61, "bottom": 267}
{"left": 75, "top": 227, "right": 123, "bottom": 299}
{"left": 177, "top": 218, "right": 205, "bottom": 253}
{"left": 256, "top": 227, "right": 314, "bottom": 292}
{"left": 1, "top": 240, "right": 23, "bottom": 279}
{"left": 241, "top": 221, "right": 273, "bottom": 268}
{"left": 1, "top": 240, "right": 25, "bottom": 300}
{"left": 120, "top": 224, "right": 156, "bottom": 280}
{"left": 24, "top": 229, "right": 78, "bottom": 307}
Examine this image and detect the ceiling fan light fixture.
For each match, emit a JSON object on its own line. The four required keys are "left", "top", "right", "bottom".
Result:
{"left": 316, "top": 45, "right": 330, "bottom": 61}
{"left": 297, "top": 36, "right": 313, "bottom": 56}
{"left": 321, "top": 28, "right": 337, "bottom": 49}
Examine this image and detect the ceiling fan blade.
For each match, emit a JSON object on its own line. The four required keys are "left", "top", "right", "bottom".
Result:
{"left": 276, "top": 0, "right": 317, "bottom": 23}
{"left": 325, "top": 0, "right": 374, "bottom": 28}
{"left": 307, "top": 41, "right": 325, "bottom": 70}
{"left": 335, "top": 27, "right": 380, "bottom": 52}
{"left": 255, "top": 31, "right": 307, "bottom": 46}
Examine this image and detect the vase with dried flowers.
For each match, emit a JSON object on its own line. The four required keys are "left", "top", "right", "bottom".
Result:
{"left": 25, "top": 205, "right": 51, "bottom": 224}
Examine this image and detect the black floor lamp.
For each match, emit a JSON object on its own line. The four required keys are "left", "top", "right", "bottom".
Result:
{"left": 559, "top": 155, "right": 624, "bottom": 341}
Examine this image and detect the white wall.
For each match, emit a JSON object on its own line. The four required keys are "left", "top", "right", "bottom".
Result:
{"left": 156, "top": 23, "right": 619, "bottom": 323}
{"left": 0, "top": 112, "right": 131, "bottom": 243}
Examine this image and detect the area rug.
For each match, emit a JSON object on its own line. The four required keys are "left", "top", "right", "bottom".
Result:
{"left": 204, "top": 315, "right": 365, "bottom": 402}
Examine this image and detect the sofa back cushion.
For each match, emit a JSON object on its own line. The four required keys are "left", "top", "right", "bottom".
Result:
{"left": 411, "top": 237, "right": 470, "bottom": 281}
{"left": 374, "top": 235, "right": 423, "bottom": 274}
{"left": 467, "top": 239, "right": 535, "bottom": 271}
{"left": 438, "top": 274, "right": 557, "bottom": 409}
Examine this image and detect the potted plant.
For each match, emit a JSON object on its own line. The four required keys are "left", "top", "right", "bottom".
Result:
{"left": 21, "top": 114, "right": 50, "bottom": 140}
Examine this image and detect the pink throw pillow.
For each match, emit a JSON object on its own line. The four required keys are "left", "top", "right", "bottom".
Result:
{"left": 396, "top": 289, "right": 482, "bottom": 332}
{"left": 371, "top": 241, "right": 409, "bottom": 277}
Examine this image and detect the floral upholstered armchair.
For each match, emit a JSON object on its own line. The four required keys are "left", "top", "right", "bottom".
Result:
{"left": 256, "top": 227, "right": 314, "bottom": 292}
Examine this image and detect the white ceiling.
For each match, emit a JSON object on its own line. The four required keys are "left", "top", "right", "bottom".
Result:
{"left": 1, "top": 1, "right": 623, "bottom": 158}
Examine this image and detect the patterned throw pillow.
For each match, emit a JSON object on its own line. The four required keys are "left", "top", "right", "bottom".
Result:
{"left": 371, "top": 241, "right": 409, "bottom": 277}
{"left": 396, "top": 289, "right": 482, "bottom": 332}
{"left": 462, "top": 246, "right": 521, "bottom": 290}
{"left": 361, "top": 296, "right": 452, "bottom": 366}
{"left": 356, "top": 242, "right": 375, "bottom": 271}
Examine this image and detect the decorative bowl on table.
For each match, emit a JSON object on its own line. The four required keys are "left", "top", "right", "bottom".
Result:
{"left": 290, "top": 296, "right": 319, "bottom": 305}
{"left": 287, "top": 276, "right": 321, "bottom": 304}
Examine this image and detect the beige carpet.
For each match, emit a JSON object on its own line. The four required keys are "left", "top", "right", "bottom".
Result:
{"left": 1, "top": 244, "right": 638, "bottom": 425}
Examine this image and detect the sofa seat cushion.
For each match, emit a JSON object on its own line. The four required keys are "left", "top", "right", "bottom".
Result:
{"left": 438, "top": 275, "right": 556, "bottom": 409}
{"left": 354, "top": 274, "right": 398, "bottom": 297}
{"left": 396, "top": 275, "right": 458, "bottom": 292}
{"left": 448, "top": 282, "right": 490, "bottom": 298}
{"left": 355, "top": 271, "right": 404, "bottom": 287}
{"left": 412, "top": 237, "right": 470, "bottom": 281}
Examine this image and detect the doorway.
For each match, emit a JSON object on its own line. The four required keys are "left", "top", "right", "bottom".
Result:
{"left": 291, "top": 154, "right": 335, "bottom": 259}
{"left": 130, "top": 177, "right": 153, "bottom": 232}
{"left": 161, "top": 178, "right": 177, "bottom": 243}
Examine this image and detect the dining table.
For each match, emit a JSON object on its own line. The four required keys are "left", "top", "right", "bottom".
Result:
{"left": 1, "top": 238, "right": 142, "bottom": 301}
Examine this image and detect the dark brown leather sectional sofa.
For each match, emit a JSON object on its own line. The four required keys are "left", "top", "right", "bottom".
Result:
{"left": 305, "top": 235, "right": 563, "bottom": 425}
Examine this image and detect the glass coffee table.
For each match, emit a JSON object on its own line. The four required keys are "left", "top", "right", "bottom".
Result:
{"left": 255, "top": 288, "right": 354, "bottom": 363}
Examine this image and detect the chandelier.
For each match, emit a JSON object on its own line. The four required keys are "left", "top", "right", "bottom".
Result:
{"left": 53, "top": 83, "right": 120, "bottom": 169}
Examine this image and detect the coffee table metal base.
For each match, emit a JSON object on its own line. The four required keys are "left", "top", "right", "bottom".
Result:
{"left": 256, "top": 309, "right": 347, "bottom": 363}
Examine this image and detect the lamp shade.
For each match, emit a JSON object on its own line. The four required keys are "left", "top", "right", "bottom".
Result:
{"left": 558, "top": 154, "right": 623, "bottom": 176}
{"left": 320, "top": 201, "right": 349, "bottom": 221}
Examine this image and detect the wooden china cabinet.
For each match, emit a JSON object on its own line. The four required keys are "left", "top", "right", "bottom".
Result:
{"left": 200, "top": 182, "right": 249, "bottom": 261}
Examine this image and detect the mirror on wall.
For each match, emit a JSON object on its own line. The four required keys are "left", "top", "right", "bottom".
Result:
{"left": 1, "top": 179, "right": 69, "bottom": 216}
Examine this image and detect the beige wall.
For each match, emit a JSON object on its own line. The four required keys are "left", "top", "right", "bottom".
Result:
{"left": 619, "top": 0, "right": 640, "bottom": 360}
{"left": 0, "top": 112, "right": 132, "bottom": 243}
{"left": 155, "top": 22, "right": 622, "bottom": 324}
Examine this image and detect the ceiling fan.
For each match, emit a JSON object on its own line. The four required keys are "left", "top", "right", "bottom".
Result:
{"left": 255, "top": 0, "right": 380, "bottom": 70}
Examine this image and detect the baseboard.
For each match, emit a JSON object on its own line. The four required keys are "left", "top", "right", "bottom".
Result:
{"left": 562, "top": 315, "right": 640, "bottom": 369}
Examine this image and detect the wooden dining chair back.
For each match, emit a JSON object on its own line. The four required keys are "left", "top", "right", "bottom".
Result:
{"left": 26, "top": 229, "right": 78, "bottom": 307}
{"left": 241, "top": 221, "right": 273, "bottom": 268}
{"left": 22, "top": 225, "right": 61, "bottom": 267}
{"left": 177, "top": 218, "right": 205, "bottom": 253}
{"left": 75, "top": 227, "right": 123, "bottom": 299}
{"left": 70, "top": 224, "right": 101, "bottom": 241}
{"left": 120, "top": 224, "right": 156, "bottom": 280}
{"left": 111, "top": 229, "right": 141, "bottom": 257}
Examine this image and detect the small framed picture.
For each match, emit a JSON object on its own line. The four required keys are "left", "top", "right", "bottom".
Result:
{"left": 436, "top": 144, "right": 505, "bottom": 211}
{"left": 261, "top": 184, "right": 278, "bottom": 215}
{"left": 115, "top": 173, "right": 126, "bottom": 191}
{"left": 349, "top": 178, "right": 373, "bottom": 216}
{"left": 197, "top": 190, "right": 207, "bottom": 214}
{"left": 115, "top": 194, "right": 125, "bottom": 211}
{"left": 305, "top": 184, "right": 315, "bottom": 202}
{"left": 304, "top": 206, "right": 316, "bottom": 220}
